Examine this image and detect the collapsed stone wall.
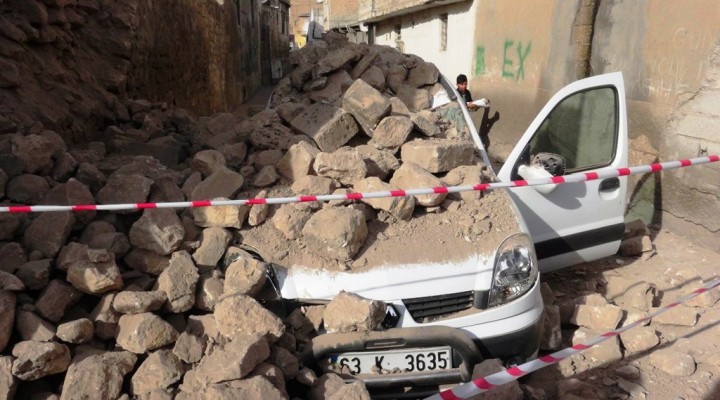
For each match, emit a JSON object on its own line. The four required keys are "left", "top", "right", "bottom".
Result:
{"left": 0, "top": 28, "right": 504, "bottom": 398}
{"left": 0, "top": 0, "right": 265, "bottom": 146}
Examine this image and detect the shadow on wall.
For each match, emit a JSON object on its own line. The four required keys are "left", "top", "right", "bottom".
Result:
{"left": 624, "top": 157, "right": 663, "bottom": 237}
{"left": 477, "top": 106, "right": 500, "bottom": 150}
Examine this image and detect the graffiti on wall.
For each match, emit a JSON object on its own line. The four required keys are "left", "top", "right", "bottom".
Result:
{"left": 474, "top": 40, "right": 532, "bottom": 81}
{"left": 503, "top": 40, "right": 532, "bottom": 80}
{"left": 475, "top": 46, "right": 486, "bottom": 76}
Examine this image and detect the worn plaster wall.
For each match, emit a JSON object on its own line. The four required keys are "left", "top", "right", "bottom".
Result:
{"left": 372, "top": 0, "right": 478, "bottom": 84}
{"left": 469, "top": 0, "right": 574, "bottom": 158}
{"left": 470, "top": 0, "right": 720, "bottom": 250}
{"left": 129, "top": 0, "right": 262, "bottom": 116}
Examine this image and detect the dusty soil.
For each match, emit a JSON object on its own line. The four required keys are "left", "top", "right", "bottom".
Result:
{"left": 527, "top": 229, "right": 720, "bottom": 400}
{"left": 241, "top": 189, "right": 519, "bottom": 272}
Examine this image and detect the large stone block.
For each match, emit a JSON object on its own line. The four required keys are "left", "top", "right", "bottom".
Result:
{"left": 342, "top": 79, "right": 391, "bottom": 136}
{"left": 400, "top": 139, "right": 476, "bottom": 173}
{"left": 302, "top": 207, "right": 368, "bottom": 261}
{"left": 396, "top": 85, "right": 430, "bottom": 112}
{"left": 290, "top": 103, "right": 358, "bottom": 153}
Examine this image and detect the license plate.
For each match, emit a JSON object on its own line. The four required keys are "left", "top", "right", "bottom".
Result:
{"left": 330, "top": 347, "right": 452, "bottom": 375}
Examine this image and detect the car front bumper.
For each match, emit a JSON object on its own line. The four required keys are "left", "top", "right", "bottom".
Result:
{"left": 300, "top": 310, "right": 543, "bottom": 388}
{"left": 301, "top": 325, "right": 483, "bottom": 388}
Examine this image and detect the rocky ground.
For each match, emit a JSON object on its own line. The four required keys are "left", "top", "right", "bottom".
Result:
{"left": 517, "top": 229, "right": 720, "bottom": 400}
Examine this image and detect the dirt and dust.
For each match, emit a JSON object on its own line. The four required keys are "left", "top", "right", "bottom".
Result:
{"left": 527, "top": 229, "right": 720, "bottom": 400}
{"left": 240, "top": 189, "right": 519, "bottom": 272}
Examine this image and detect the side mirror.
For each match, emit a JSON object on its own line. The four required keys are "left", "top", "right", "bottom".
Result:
{"left": 517, "top": 164, "right": 558, "bottom": 194}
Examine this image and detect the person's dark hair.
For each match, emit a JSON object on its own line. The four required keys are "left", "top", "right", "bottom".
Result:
{"left": 456, "top": 74, "right": 468, "bottom": 84}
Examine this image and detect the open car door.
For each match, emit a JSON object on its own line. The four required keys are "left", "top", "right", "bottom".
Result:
{"left": 498, "top": 72, "right": 628, "bottom": 273}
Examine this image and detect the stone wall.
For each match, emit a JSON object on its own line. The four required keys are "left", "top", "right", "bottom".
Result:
{"left": 260, "top": 1, "right": 291, "bottom": 85}
{"left": 469, "top": 0, "right": 720, "bottom": 250}
{"left": 129, "top": 0, "right": 262, "bottom": 116}
{"left": 0, "top": 0, "right": 139, "bottom": 143}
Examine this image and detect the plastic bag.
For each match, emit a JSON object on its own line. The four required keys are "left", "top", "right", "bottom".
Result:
{"left": 472, "top": 98, "right": 490, "bottom": 108}
{"left": 431, "top": 90, "right": 451, "bottom": 109}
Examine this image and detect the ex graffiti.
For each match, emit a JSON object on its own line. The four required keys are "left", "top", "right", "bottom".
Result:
{"left": 474, "top": 40, "right": 532, "bottom": 80}
{"left": 503, "top": 40, "right": 532, "bottom": 81}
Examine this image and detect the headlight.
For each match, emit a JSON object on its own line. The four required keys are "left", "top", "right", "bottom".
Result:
{"left": 488, "top": 233, "right": 538, "bottom": 307}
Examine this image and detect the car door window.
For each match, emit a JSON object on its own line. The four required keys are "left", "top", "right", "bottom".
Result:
{"left": 520, "top": 87, "right": 618, "bottom": 175}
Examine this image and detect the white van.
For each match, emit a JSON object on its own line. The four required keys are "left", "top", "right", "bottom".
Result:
{"left": 263, "top": 72, "right": 628, "bottom": 394}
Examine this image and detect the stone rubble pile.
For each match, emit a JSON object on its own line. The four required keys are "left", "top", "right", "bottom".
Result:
{"left": 525, "top": 222, "right": 720, "bottom": 400}
{"left": 0, "top": 27, "right": 502, "bottom": 399}
{"left": 0, "top": 8, "right": 688, "bottom": 399}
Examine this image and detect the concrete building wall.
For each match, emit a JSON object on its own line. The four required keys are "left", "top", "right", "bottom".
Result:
{"left": 591, "top": 1, "right": 720, "bottom": 251}
{"left": 468, "top": 0, "right": 575, "bottom": 157}
{"left": 372, "top": 1, "right": 477, "bottom": 83}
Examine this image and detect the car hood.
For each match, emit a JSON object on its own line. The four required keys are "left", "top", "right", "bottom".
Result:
{"left": 274, "top": 254, "right": 495, "bottom": 301}
{"left": 240, "top": 191, "right": 524, "bottom": 302}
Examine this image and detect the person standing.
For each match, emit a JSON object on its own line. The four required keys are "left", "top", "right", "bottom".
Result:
{"left": 456, "top": 74, "right": 497, "bottom": 149}
{"left": 456, "top": 74, "right": 489, "bottom": 112}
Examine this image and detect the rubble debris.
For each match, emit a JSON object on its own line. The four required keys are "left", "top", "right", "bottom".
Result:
{"left": 0, "top": 22, "right": 522, "bottom": 399}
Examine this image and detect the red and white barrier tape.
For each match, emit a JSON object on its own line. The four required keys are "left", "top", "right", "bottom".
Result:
{"left": 1, "top": 155, "right": 718, "bottom": 213}
{"left": 426, "top": 277, "right": 720, "bottom": 400}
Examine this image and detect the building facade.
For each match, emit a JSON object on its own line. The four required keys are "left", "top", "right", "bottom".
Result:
{"left": 261, "top": 0, "right": 292, "bottom": 85}
{"left": 360, "top": 0, "right": 476, "bottom": 82}
{"left": 297, "top": 0, "right": 475, "bottom": 78}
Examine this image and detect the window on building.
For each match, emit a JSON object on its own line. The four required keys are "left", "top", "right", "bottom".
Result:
{"left": 440, "top": 13, "right": 448, "bottom": 51}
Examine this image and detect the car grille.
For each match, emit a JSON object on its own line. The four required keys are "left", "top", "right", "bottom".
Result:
{"left": 402, "top": 291, "right": 475, "bottom": 322}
